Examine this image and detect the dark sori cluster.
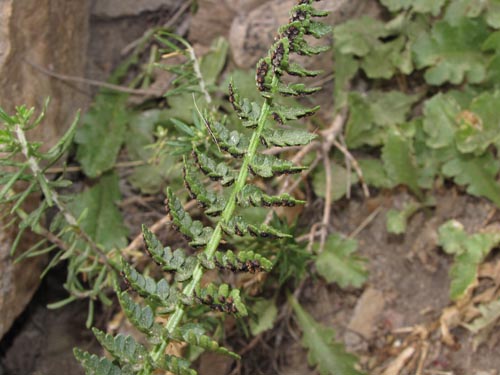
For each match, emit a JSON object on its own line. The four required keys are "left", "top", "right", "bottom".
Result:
{"left": 74, "top": 1, "right": 330, "bottom": 374}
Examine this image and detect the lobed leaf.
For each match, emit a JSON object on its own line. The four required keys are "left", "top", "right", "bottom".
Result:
{"left": 261, "top": 128, "right": 317, "bottom": 147}
{"left": 171, "top": 324, "right": 240, "bottom": 359}
{"left": 289, "top": 296, "right": 365, "bottom": 375}
{"left": 213, "top": 249, "right": 273, "bottom": 273}
{"left": 237, "top": 184, "right": 304, "bottom": 208}
{"left": 206, "top": 118, "right": 249, "bottom": 157}
{"left": 249, "top": 153, "right": 305, "bottom": 178}
{"left": 222, "top": 216, "right": 292, "bottom": 239}
{"left": 117, "top": 291, "right": 158, "bottom": 335}
{"left": 413, "top": 18, "right": 490, "bottom": 85}
{"left": 381, "top": 131, "right": 422, "bottom": 198}
{"left": 121, "top": 261, "right": 182, "bottom": 309}
{"left": 166, "top": 188, "right": 214, "bottom": 247}
{"left": 183, "top": 160, "right": 225, "bottom": 216}
{"left": 156, "top": 355, "right": 197, "bottom": 375}
{"left": 195, "top": 283, "right": 248, "bottom": 316}
{"left": 142, "top": 225, "right": 197, "bottom": 281}
{"left": 442, "top": 151, "right": 500, "bottom": 207}
{"left": 74, "top": 348, "right": 126, "bottom": 375}
{"left": 92, "top": 328, "right": 149, "bottom": 369}
{"left": 315, "top": 235, "right": 367, "bottom": 289}
{"left": 228, "top": 82, "right": 262, "bottom": 128}
{"left": 193, "top": 148, "right": 236, "bottom": 186}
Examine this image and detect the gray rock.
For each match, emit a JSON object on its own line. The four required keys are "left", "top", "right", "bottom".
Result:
{"left": 92, "top": 0, "right": 177, "bottom": 18}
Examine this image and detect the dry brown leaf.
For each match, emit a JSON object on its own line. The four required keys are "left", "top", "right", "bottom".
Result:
{"left": 382, "top": 346, "right": 416, "bottom": 375}
{"left": 439, "top": 306, "right": 461, "bottom": 347}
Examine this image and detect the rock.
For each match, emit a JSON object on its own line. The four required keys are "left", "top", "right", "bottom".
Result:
{"left": 188, "top": 0, "right": 236, "bottom": 46}
{"left": 0, "top": 0, "right": 90, "bottom": 340}
{"left": 345, "top": 288, "right": 385, "bottom": 350}
{"left": 91, "top": 0, "right": 178, "bottom": 18}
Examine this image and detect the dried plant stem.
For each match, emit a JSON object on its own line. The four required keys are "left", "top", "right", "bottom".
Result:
{"left": 24, "top": 60, "right": 162, "bottom": 97}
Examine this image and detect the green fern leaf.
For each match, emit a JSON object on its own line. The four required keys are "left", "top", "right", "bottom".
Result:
{"left": 156, "top": 355, "right": 197, "bottom": 375}
{"left": 171, "top": 324, "right": 240, "bottom": 359}
{"left": 261, "top": 128, "right": 317, "bottom": 147}
{"left": 193, "top": 149, "right": 236, "bottom": 186}
{"left": 237, "top": 185, "right": 304, "bottom": 208}
{"left": 117, "top": 291, "right": 159, "bottom": 336}
{"left": 207, "top": 118, "right": 249, "bottom": 157}
{"left": 195, "top": 283, "right": 248, "bottom": 316}
{"left": 249, "top": 153, "right": 305, "bottom": 178}
{"left": 166, "top": 188, "right": 214, "bottom": 247}
{"left": 74, "top": 348, "right": 127, "bottom": 375}
{"left": 92, "top": 329, "right": 149, "bottom": 369}
{"left": 213, "top": 249, "right": 273, "bottom": 273}
{"left": 121, "top": 261, "right": 182, "bottom": 309}
{"left": 183, "top": 160, "right": 224, "bottom": 215}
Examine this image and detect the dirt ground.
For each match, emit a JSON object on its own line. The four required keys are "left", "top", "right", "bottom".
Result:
{"left": 2, "top": 1, "right": 500, "bottom": 375}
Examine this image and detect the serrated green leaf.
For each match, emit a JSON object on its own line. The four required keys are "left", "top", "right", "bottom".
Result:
{"left": 315, "top": 235, "right": 367, "bottom": 289}
{"left": 381, "top": 0, "right": 446, "bottom": 15}
{"left": 386, "top": 201, "right": 421, "bottom": 234}
{"left": 442, "top": 151, "right": 500, "bottom": 207}
{"left": 438, "top": 220, "right": 468, "bottom": 254}
{"left": 75, "top": 93, "right": 129, "bottom": 178}
{"left": 413, "top": 18, "right": 490, "bottom": 85}
{"left": 358, "top": 158, "right": 395, "bottom": 189}
{"left": 249, "top": 154, "right": 305, "bottom": 178}
{"left": 74, "top": 348, "right": 126, "bottom": 375}
{"left": 360, "top": 36, "right": 409, "bottom": 79}
{"left": 455, "top": 91, "right": 500, "bottom": 154}
{"left": 250, "top": 299, "right": 278, "bottom": 335}
{"left": 422, "top": 93, "right": 461, "bottom": 149}
{"left": 334, "top": 17, "right": 389, "bottom": 57}
{"left": 382, "top": 131, "right": 422, "bottom": 198}
{"left": 69, "top": 172, "right": 128, "bottom": 249}
{"left": 92, "top": 328, "right": 149, "bottom": 368}
{"left": 333, "top": 17, "right": 414, "bottom": 79}
{"left": 289, "top": 296, "right": 365, "bottom": 375}
{"left": 261, "top": 128, "right": 317, "bottom": 147}
{"left": 445, "top": 0, "right": 500, "bottom": 28}
{"left": 345, "top": 91, "right": 419, "bottom": 148}
{"left": 438, "top": 220, "right": 500, "bottom": 300}
{"left": 449, "top": 249, "right": 482, "bottom": 301}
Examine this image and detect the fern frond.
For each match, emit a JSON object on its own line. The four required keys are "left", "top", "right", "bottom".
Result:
{"left": 77, "top": 2, "right": 331, "bottom": 373}
{"left": 74, "top": 348, "right": 127, "bottom": 375}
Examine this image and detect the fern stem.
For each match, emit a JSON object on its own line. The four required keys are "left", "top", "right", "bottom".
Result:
{"left": 148, "top": 78, "right": 277, "bottom": 367}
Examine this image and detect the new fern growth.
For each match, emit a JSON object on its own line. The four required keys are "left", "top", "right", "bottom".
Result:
{"left": 75, "top": 1, "right": 331, "bottom": 373}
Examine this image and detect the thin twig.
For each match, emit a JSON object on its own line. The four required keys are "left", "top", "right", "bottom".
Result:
{"left": 24, "top": 59, "right": 162, "bottom": 96}
{"left": 348, "top": 206, "right": 382, "bottom": 239}
{"left": 45, "top": 160, "right": 146, "bottom": 174}
{"left": 331, "top": 137, "right": 370, "bottom": 198}
{"left": 319, "top": 146, "right": 332, "bottom": 252}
